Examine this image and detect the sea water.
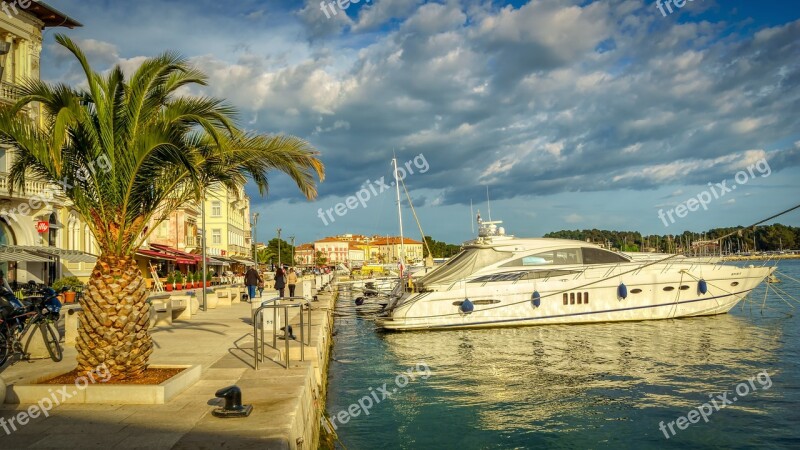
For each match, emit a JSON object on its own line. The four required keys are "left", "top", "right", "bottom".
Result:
{"left": 325, "top": 260, "right": 800, "bottom": 449}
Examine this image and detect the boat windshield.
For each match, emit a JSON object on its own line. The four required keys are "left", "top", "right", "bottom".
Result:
{"left": 418, "top": 247, "right": 512, "bottom": 287}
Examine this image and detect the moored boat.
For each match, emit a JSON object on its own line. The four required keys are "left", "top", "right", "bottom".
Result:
{"left": 377, "top": 217, "right": 775, "bottom": 331}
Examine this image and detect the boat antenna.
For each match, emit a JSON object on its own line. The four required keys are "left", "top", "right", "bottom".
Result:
{"left": 470, "top": 199, "right": 474, "bottom": 234}
{"left": 486, "top": 185, "right": 492, "bottom": 222}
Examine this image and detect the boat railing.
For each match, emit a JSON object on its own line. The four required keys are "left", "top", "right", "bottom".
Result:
{"left": 252, "top": 296, "right": 311, "bottom": 370}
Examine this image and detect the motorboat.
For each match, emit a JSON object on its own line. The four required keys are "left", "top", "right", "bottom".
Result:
{"left": 377, "top": 217, "right": 775, "bottom": 331}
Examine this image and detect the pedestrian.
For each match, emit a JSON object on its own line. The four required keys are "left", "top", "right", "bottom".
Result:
{"left": 274, "top": 266, "right": 286, "bottom": 298}
{"left": 244, "top": 266, "right": 261, "bottom": 302}
{"left": 287, "top": 267, "right": 298, "bottom": 297}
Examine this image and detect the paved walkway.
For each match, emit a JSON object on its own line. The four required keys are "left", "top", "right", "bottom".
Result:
{"left": 0, "top": 283, "right": 335, "bottom": 449}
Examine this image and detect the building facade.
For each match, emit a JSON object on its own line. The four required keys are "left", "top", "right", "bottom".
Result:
{"left": 0, "top": 3, "right": 83, "bottom": 284}
{"left": 203, "top": 183, "right": 252, "bottom": 260}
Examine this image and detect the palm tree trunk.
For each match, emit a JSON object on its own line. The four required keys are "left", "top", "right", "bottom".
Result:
{"left": 76, "top": 254, "right": 152, "bottom": 380}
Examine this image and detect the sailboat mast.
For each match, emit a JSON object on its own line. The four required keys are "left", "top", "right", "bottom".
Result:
{"left": 392, "top": 157, "right": 405, "bottom": 264}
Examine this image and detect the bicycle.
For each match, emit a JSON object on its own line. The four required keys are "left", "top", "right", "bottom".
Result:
{"left": 0, "top": 286, "right": 63, "bottom": 367}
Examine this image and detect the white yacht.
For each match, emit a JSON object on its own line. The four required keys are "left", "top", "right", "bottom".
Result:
{"left": 377, "top": 217, "right": 775, "bottom": 331}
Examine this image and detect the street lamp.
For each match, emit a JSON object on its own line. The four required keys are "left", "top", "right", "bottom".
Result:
{"left": 277, "top": 228, "right": 282, "bottom": 269}
{"left": 251, "top": 212, "right": 259, "bottom": 266}
{"left": 289, "top": 236, "right": 295, "bottom": 267}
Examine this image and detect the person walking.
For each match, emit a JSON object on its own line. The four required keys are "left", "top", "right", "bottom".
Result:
{"left": 245, "top": 266, "right": 261, "bottom": 302}
{"left": 274, "top": 266, "right": 286, "bottom": 298}
{"left": 287, "top": 267, "right": 298, "bottom": 297}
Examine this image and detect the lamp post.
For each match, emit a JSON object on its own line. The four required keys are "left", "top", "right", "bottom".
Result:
{"left": 289, "top": 236, "right": 295, "bottom": 267}
{"left": 251, "top": 212, "right": 259, "bottom": 267}
{"left": 201, "top": 196, "right": 207, "bottom": 311}
{"left": 277, "top": 228, "right": 282, "bottom": 269}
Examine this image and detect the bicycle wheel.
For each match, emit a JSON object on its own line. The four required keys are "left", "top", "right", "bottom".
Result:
{"left": 0, "top": 328, "right": 9, "bottom": 367}
{"left": 40, "top": 322, "right": 62, "bottom": 362}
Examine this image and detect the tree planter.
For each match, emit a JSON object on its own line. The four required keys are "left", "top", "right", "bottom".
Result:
{"left": 7, "top": 365, "right": 202, "bottom": 405}
{"left": 165, "top": 284, "right": 173, "bottom": 292}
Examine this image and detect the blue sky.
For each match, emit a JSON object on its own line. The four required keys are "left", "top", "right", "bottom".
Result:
{"left": 39, "top": 0, "right": 800, "bottom": 245}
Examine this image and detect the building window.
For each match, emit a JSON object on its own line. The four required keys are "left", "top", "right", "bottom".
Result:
{"left": 211, "top": 201, "right": 221, "bottom": 217}
{"left": 212, "top": 229, "right": 221, "bottom": 244}
{"left": 158, "top": 221, "right": 168, "bottom": 238}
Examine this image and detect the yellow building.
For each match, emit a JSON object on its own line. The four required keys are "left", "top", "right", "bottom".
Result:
{"left": 0, "top": 2, "right": 84, "bottom": 285}
{"left": 371, "top": 237, "right": 424, "bottom": 263}
{"left": 203, "top": 183, "right": 254, "bottom": 265}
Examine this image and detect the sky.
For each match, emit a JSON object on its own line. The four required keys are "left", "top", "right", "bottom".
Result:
{"left": 36, "top": 0, "right": 800, "bottom": 246}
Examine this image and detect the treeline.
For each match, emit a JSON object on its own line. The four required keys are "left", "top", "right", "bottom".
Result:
{"left": 422, "top": 236, "right": 462, "bottom": 258}
{"left": 544, "top": 223, "right": 799, "bottom": 253}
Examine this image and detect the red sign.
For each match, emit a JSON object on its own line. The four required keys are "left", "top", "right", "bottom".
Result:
{"left": 36, "top": 221, "right": 50, "bottom": 233}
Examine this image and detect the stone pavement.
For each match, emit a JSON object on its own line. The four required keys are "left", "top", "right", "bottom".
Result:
{"left": 0, "top": 282, "right": 335, "bottom": 450}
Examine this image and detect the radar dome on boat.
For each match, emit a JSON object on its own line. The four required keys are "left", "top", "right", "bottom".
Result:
{"left": 698, "top": 279, "right": 708, "bottom": 295}
{"left": 460, "top": 298, "right": 474, "bottom": 314}
{"left": 618, "top": 283, "right": 628, "bottom": 300}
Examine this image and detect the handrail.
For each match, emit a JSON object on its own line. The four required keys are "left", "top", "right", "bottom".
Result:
{"left": 253, "top": 296, "right": 312, "bottom": 370}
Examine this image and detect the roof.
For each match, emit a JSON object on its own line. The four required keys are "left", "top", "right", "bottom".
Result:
{"left": 315, "top": 237, "right": 349, "bottom": 244}
{"left": 371, "top": 237, "right": 424, "bottom": 245}
{"left": 296, "top": 243, "right": 314, "bottom": 250}
{"left": 4, "top": 1, "right": 83, "bottom": 28}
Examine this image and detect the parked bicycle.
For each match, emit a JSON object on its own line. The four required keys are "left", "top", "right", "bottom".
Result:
{"left": 0, "top": 286, "right": 64, "bottom": 367}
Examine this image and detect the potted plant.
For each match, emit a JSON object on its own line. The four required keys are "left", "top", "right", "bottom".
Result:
{"left": 175, "top": 271, "right": 184, "bottom": 290}
{"left": 52, "top": 276, "right": 83, "bottom": 303}
{"left": 164, "top": 273, "right": 174, "bottom": 292}
{"left": 206, "top": 270, "right": 213, "bottom": 287}
{"left": 186, "top": 271, "right": 194, "bottom": 289}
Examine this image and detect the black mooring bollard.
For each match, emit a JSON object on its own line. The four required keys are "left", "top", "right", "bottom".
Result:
{"left": 212, "top": 385, "right": 253, "bottom": 418}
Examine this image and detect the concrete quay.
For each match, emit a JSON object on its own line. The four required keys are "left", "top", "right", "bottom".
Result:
{"left": 0, "top": 277, "right": 336, "bottom": 449}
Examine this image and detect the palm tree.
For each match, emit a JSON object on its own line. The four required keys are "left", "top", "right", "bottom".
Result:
{"left": 0, "top": 35, "right": 324, "bottom": 380}
{"left": 257, "top": 247, "right": 277, "bottom": 265}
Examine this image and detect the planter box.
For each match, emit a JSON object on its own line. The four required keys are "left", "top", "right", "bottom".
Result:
{"left": 5, "top": 365, "right": 201, "bottom": 405}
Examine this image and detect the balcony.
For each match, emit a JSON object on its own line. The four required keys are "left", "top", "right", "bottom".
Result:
{"left": 228, "top": 244, "right": 249, "bottom": 256}
{"left": 0, "top": 82, "right": 21, "bottom": 104}
{"left": 0, "top": 173, "right": 66, "bottom": 204}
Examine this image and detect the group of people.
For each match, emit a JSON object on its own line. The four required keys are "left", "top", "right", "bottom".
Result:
{"left": 244, "top": 265, "right": 299, "bottom": 300}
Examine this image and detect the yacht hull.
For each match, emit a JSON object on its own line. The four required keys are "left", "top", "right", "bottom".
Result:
{"left": 377, "top": 264, "right": 773, "bottom": 331}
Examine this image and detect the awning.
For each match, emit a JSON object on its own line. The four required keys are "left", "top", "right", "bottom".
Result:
{"left": 208, "top": 257, "right": 230, "bottom": 266}
{"left": 231, "top": 256, "right": 256, "bottom": 266}
{"left": 14, "top": 246, "right": 98, "bottom": 263}
{"left": 136, "top": 249, "right": 176, "bottom": 261}
{"left": 0, "top": 246, "right": 53, "bottom": 263}
{"left": 151, "top": 244, "right": 207, "bottom": 264}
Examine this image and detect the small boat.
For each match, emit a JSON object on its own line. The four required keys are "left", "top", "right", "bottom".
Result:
{"left": 377, "top": 216, "right": 775, "bottom": 331}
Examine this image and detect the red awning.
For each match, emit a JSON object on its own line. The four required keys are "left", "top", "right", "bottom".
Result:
{"left": 150, "top": 244, "right": 208, "bottom": 263}
{"left": 137, "top": 249, "right": 176, "bottom": 261}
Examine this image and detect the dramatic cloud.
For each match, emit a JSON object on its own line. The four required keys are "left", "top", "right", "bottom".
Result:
{"left": 40, "top": 0, "right": 800, "bottom": 240}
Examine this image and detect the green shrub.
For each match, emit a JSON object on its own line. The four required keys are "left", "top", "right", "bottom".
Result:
{"left": 52, "top": 276, "right": 84, "bottom": 291}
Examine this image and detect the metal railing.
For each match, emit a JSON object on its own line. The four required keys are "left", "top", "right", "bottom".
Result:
{"left": 252, "top": 296, "right": 311, "bottom": 370}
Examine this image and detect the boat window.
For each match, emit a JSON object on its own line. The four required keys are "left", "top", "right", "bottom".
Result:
{"left": 581, "top": 248, "right": 630, "bottom": 264}
{"left": 418, "top": 247, "right": 512, "bottom": 287}
{"left": 470, "top": 271, "right": 528, "bottom": 283}
{"left": 502, "top": 248, "right": 583, "bottom": 267}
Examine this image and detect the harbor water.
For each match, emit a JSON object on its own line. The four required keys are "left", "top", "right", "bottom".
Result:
{"left": 325, "top": 260, "right": 800, "bottom": 449}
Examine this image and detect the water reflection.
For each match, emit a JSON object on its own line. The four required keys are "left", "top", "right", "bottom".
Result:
{"left": 380, "top": 313, "right": 783, "bottom": 433}
{"left": 328, "top": 261, "right": 800, "bottom": 449}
